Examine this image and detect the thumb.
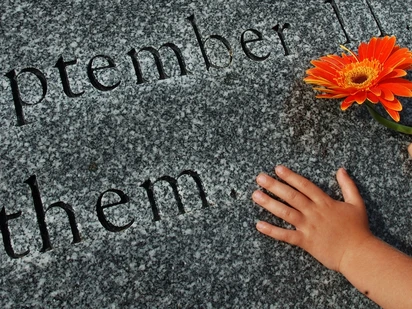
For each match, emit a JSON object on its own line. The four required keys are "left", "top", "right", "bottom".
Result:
{"left": 336, "top": 168, "right": 364, "bottom": 207}
{"left": 408, "top": 143, "right": 412, "bottom": 157}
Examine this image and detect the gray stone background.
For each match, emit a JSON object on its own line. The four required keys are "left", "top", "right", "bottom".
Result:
{"left": 0, "top": 0, "right": 412, "bottom": 308}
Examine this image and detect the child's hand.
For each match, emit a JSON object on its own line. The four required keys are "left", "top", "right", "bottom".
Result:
{"left": 253, "top": 166, "right": 412, "bottom": 308}
{"left": 252, "top": 166, "right": 373, "bottom": 272}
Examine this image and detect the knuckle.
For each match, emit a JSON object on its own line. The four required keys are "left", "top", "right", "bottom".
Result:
{"left": 297, "top": 178, "right": 310, "bottom": 189}
{"left": 280, "top": 207, "right": 292, "bottom": 220}
{"left": 287, "top": 190, "right": 298, "bottom": 201}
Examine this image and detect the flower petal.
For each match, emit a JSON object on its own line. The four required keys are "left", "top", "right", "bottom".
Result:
{"left": 353, "top": 91, "right": 367, "bottom": 104}
{"left": 380, "top": 78, "right": 412, "bottom": 87}
{"left": 380, "top": 97, "right": 403, "bottom": 111}
{"left": 317, "top": 93, "right": 348, "bottom": 99}
{"left": 382, "top": 88, "right": 395, "bottom": 101}
{"left": 341, "top": 96, "right": 356, "bottom": 110}
{"left": 311, "top": 59, "right": 340, "bottom": 75}
{"left": 324, "top": 55, "right": 347, "bottom": 68}
{"left": 381, "top": 105, "right": 401, "bottom": 122}
{"left": 385, "top": 48, "right": 412, "bottom": 69}
{"left": 367, "top": 37, "right": 378, "bottom": 59}
{"left": 367, "top": 92, "right": 379, "bottom": 103}
{"left": 312, "top": 88, "right": 349, "bottom": 97}
{"left": 306, "top": 68, "right": 338, "bottom": 82}
{"left": 380, "top": 69, "right": 407, "bottom": 79}
{"left": 370, "top": 87, "right": 382, "bottom": 96}
{"left": 378, "top": 83, "right": 412, "bottom": 97}
{"left": 358, "top": 42, "right": 368, "bottom": 60}
{"left": 304, "top": 76, "right": 337, "bottom": 88}
{"left": 376, "top": 36, "right": 397, "bottom": 63}
{"left": 397, "top": 62, "right": 412, "bottom": 70}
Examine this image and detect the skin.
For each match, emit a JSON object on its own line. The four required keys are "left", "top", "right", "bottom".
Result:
{"left": 252, "top": 165, "right": 412, "bottom": 309}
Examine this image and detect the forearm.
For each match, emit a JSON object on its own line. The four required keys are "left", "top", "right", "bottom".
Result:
{"left": 340, "top": 236, "right": 412, "bottom": 309}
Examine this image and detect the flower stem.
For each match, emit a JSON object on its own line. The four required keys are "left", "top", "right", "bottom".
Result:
{"left": 365, "top": 101, "right": 412, "bottom": 135}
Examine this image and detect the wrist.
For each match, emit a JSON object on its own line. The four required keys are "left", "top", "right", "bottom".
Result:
{"left": 338, "top": 233, "right": 377, "bottom": 275}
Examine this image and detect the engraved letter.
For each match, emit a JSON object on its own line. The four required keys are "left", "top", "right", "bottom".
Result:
{"left": 272, "top": 23, "right": 291, "bottom": 56}
{"left": 140, "top": 170, "right": 209, "bottom": 222}
{"left": 0, "top": 207, "right": 30, "bottom": 258}
{"left": 187, "top": 14, "right": 233, "bottom": 70}
{"left": 54, "top": 56, "right": 85, "bottom": 97}
{"left": 127, "top": 43, "right": 190, "bottom": 84}
{"left": 96, "top": 189, "right": 134, "bottom": 232}
{"left": 24, "top": 175, "right": 81, "bottom": 252}
{"left": 241, "top": 29, "right": 271, "bottom": 61}
{"left": 87, "top": 55, "right": 121, "bottom": 91}
{"left": 5, "top": 68, "right": 47, "bottom": 126}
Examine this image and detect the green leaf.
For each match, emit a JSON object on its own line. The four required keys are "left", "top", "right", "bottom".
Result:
{"left": 365, "top": 101, "right": 412, "bottom": 135}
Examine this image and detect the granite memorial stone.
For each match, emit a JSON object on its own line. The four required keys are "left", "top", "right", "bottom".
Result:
{"left": 1, "top": 0, "right": 412, "bottom": 308}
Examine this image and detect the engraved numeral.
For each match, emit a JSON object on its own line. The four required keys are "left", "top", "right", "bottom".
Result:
{"left": 365, "top": 0, "right": 386, "bottom": 37}
{"left": 324, "top": 0, "right": 352, "bottom": 44}
{"left": 325, "top": 0, "right": 388, "bottom": 45}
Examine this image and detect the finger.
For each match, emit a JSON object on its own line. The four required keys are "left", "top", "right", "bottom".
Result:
{"left": 256, "top": 221, "right": 302, "bottom": 247}
{"left": 408, "top": 143, "right": 412, "bottom": 157}
{"left": 336, "top": 168, "right": 364, "bottom": 207}
{"left": 274, "top": 165, "right": 329, "bottom": 204}
{"left": 256, "top": 172, "right": 311, "bottom": 212}
{"left": 252, "top": 190, "right": 303, "bottom": 226}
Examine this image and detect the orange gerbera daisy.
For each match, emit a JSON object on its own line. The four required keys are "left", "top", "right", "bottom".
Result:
{"left": 304, "top": 36, "right": 412, "bottom": 122}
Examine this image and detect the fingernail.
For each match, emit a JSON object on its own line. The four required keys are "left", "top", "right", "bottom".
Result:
{"left": 256, "top": 221, "right": 269, "bottom": 232}
{"left": 275, "top": 165, "right": 286, "bottom": 175}
{"left": 256, "top": 173, "right": 269, "bottom": 186}
{"left": 340, "top": 168, "right": 347, "bottom": 175}
{"left": 252, "top": 190, "right": 265, "bottom": 202}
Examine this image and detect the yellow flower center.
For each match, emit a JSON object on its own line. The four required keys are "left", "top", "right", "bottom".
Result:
{"left": 336, "top": 59, "right": 382, "bottom": 89}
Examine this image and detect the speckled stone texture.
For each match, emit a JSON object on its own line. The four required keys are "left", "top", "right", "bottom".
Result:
{"left": 0, "top": 0, "right": 412, "bottom": 308}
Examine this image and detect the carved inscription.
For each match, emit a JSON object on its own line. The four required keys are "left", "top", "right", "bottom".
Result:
{"left": 25, "top": 175, "right": 82, "bottom": 253}
{"left": 324, "top": 0, "right": 387, "bottom": 44}
{"left": 241, "top": 29, "right": 271, "bottom": 61}
{"left": 0, "top": 208, "right": 29, "bottom": 258}
{"left": 0, "top": 2, "right": 400, "bottom": 126}
{"left": 0, "top": 170, "right": 209, "bottom": 259}
{"left": 127, "top": 43, "right": 190, "bottom": 84}
{"left": 87, "top": 55, "right": 121, "bottom": 91}
{"left": 187, "top": 14, "right": 234, "bottom": 70}
{"left": 140, "top": 170, "right": 209, "bottom": 222}
{"left": 0, "top": 3, "right": 402, "bottom": 261}
{"left": 54, "top": 56, "right": 85, "bottom": 97}
{"left": 324, "top": 0, "right": 352, "bottom": 44}
{"left": 272, "top": 24, "right": 291, "bottom": 56}
{"left": 364, "top": 0, "right": 386, "bottom": 37}
{"left": 4, "top": 68, "right": 48, "bottom": 126}
{"left": 2, "top": 14, "right": 294, "bottom": 127}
